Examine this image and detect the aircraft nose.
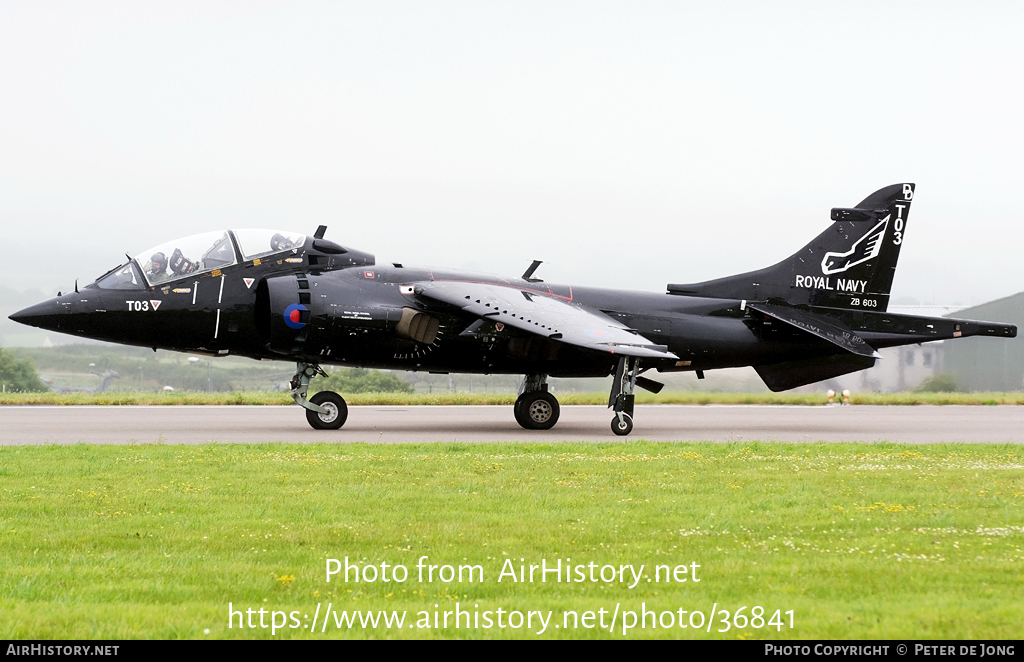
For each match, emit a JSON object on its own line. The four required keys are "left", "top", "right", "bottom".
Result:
{"left": 9, "top": 298, "right": 64, "bottom": 331}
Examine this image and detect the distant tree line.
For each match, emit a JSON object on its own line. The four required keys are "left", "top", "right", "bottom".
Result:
{"left": 0, "top": 348, "right": 48, "bottom": 392}
{"left": 312, "top": 368, "right": 414, "bottom": 394}
{"left": 915, "top": 373, "right": 959, "bottom": 393}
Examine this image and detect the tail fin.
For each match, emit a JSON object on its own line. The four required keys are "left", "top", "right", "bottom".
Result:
{"left": 668, "top": 183, "right": 915, "bottom": 311}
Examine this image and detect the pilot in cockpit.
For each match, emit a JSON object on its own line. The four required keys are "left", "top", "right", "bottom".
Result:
{"left": 147, "top": 252, "right": 170, "bottom": 284}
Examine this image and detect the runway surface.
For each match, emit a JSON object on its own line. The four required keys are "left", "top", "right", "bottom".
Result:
{"left": 1, "top": 404, "right": 1022, "bottom": 445}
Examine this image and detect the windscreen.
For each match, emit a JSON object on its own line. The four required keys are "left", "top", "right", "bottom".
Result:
{"left": 136, "top": 231, "right": 237, "bottom": 285}
{"left": 232, "top": 229, "right": 306, "bottom": 261}
{"left": 95, "top": 262, "right": 144, "bottom": 290}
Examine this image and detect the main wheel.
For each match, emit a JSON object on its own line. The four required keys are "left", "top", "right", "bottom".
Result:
{"left": 610, "top": 413, "right": 633, "bottom": 436}
{"left": 306, "top": 391, "right": 348, "bottom": 430}
{"left": 515, "top": 391, "right": 560, "bottom": 430}
{"left": 513, "top": 395, "right": 527, "bottom": 428}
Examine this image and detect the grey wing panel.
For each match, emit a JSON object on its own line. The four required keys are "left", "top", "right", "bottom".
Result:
{"left": 415, "top": 281, "right": 678, "bottom": 359}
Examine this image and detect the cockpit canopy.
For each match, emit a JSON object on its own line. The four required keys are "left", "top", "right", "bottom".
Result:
{"left": 94, "top": 229, "right": 307, "bottom": 289}
{"left": 139, "top": 230, "right": 236, "bottom": 285}
{"left": 233, "top": 229, "right": 305, "bottom": 261}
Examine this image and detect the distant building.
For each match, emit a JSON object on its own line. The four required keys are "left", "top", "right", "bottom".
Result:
{"left": 807, "top": 305, "right": 964, "bottom": 393}
{"left": 843, "top": 342, "right": 946, "bottom": 393}
{"left": 941, "top": 292, "right": 1024, "bottom": 392}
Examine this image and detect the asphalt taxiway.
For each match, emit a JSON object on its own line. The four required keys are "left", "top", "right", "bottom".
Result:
{"left": 1, "top": 404, "right": 1022, "bottom": 445}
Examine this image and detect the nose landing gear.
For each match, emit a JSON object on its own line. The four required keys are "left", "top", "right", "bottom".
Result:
{"left": 306, "top": 391, "right": 348, "bottom": 430}
{"left": 292, "top": 362, "right": 348, "bottom": 430}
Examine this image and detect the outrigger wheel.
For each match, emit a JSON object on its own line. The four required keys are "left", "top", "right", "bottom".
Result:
{"left": 306, "top": 391, "right": 348, "bottom": 430}
{"left": 608, "top": 356, "right": 639, "bottom": 436}
{"left": 611, "top": 412, "right": 633, "bottom": 436}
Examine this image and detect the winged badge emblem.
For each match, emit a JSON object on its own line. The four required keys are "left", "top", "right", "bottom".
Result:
{"left": 820, "top": 216, "right": 889, "bottom": 275}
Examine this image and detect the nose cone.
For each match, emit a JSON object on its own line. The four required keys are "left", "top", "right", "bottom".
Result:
{"left": 9, "top": 298, "right": 64, "bottom": 332}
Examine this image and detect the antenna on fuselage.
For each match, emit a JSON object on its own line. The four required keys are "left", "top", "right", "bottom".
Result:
{"left": 314, "top": 225, "right": 327, "bottom": 239}
{"left": 522, "top": 260, "right": 544, "bottom": 282}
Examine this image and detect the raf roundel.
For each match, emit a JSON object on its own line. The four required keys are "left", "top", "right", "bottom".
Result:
{"left": 283, "top": 303, "right": 308, "bottom": 330}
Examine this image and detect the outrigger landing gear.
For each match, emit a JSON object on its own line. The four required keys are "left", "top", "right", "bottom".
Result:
{"left": 514, "top": 373, "right": 560, "bottom": 430}
{"left": 291, "top": 362, "right": 348, "bottom": 430}
{"left": 609, "top": 356, "right": 639, "bottom": 436}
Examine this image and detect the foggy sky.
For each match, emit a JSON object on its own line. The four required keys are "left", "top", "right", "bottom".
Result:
{"left": 2, "top": 1, "right": 1023, "bottom": 307}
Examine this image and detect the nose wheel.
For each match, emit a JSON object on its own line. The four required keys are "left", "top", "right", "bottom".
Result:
{"left": 306, "top": 391, "right": 348, "bottom": 430}
{"left": 291, "top": 362, "right": 349, "bottom": 430}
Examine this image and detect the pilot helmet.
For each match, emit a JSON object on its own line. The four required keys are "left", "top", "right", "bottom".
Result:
{"left": 149, "top": 252, "right": 167, "bottom": 272}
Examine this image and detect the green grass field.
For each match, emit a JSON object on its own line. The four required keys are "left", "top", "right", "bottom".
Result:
{"left": 3, "top": 390, "right": 1024, "bottom": 406}
{"left": 1, "top": 442, "right": 1021, "bottom": 639}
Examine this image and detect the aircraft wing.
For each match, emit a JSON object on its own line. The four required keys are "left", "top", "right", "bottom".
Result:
{"left": 414, "top": 281, "right": 678, "bottom": 359}
{"left": 747, "top": 302, "right": 881, "bottom": 359}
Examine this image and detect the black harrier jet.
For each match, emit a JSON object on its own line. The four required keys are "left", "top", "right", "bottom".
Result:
{"left": 11, "top": 184, "right": 1015, "bottom": 435}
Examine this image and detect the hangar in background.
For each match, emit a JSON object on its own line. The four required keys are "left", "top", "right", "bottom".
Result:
{"left": 942, "top": 291, "right": 1024, "bottom": 392}
{"left": 816, "top": 295, "right": 1023, "bottom": 393}
{"left": 819, "top": 305, "right": 960, "bottom": 393}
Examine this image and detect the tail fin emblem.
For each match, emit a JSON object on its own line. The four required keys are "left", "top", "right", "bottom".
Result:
{"left": 821, "top": 216, "right": 889, "bottom": 275}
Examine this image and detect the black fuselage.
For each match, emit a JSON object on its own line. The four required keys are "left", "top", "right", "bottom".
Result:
{"left": 11, "top": 236, "right": 1006, "bottom": 384}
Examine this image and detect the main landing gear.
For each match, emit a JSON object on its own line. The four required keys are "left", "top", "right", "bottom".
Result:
{"left": 512, "top": 363, "right": 641, "bottom": 435}
{"left": 514, "top": 373, "right": 560, "bottom": 430}
{"left": 292, "top": 362, "right": 349, "bottom": 430}
{"left": 609, "top": 356, "right": 639, "bottom": 436}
